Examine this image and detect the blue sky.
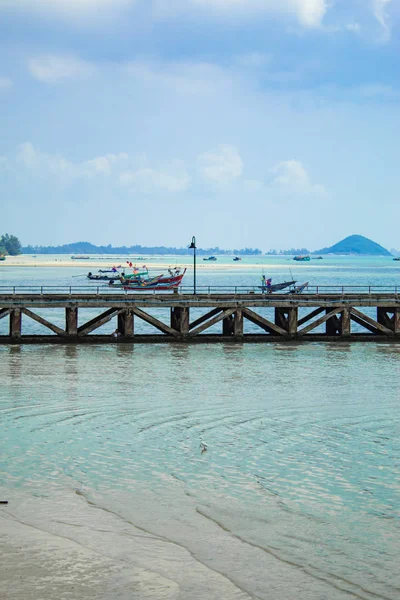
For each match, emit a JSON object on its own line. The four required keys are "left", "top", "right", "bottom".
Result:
{"left": 0, "top": 0, "right": 399, "bottom": 251}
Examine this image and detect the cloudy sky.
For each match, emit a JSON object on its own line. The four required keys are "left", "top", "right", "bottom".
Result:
{"left": 0, "top": 0, "right": 399, "bottom": 251}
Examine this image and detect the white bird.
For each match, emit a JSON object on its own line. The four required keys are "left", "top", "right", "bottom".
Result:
{"left": 200, "top": 442, "right": 208, "bottom": 454}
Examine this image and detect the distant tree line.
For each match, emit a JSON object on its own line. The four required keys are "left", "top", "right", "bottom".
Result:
{"left": 22, "top": 241, "right": 263, "bottom": 256}
{"left": 0, "top": 233, "right": 22, "bottom": 256}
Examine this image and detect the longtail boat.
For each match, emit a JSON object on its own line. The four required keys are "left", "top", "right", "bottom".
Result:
{"left": 88, "top": 265, "right": 149, "bottom": 281}
{"left": 122, "top": 268, "right": 186, "bottom": 291}
{"left": 259, "top": 277, "right": 296, "bottom": 293}
{"left": 287, "top": 281, "right": 308, "bottom": 294}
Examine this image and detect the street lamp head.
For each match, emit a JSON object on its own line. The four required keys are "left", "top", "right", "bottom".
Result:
{"left": 189, "top": 236, "right": 196, "bottom": 249}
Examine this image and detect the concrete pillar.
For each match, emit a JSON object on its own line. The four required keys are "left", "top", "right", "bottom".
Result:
{"left": 275, "top": 308, "right": 297, "bottom": 335}
{"left": 234, "top": 309, "right": 244, "bottom": 340}
{"left": 66, "top": 307, "right": 78, "bottom": 336}
{"left": 326, "top": 310, "right": 341, "bottom": 335}
{"left": 377, "top": 307, "right": 394, "bottom": 331}
{"left": 118, "top": 310, "right": 134, "bottom": 337}
{"left": 287, "top": 307, "right": 298, "bottom": 335}
{"left": 340, "top": 308, "right": 351, "bottom": 336}
{"left": 171, "top": 307, "right": 189, "bottom": 337}
{"left": 223, "top": 313, "right": 234, "bottom": 336}
{"left": 394, "top": 308, "right": 400, "bottom": 335}
{"left": 10, "top": 309, "right": 22, "bottom": 339}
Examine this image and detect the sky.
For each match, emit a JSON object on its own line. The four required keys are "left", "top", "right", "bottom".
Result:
{"left": 0, "top": 0, "right": 399, "bottom": 251}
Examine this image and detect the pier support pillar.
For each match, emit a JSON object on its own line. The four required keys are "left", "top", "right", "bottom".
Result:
{"left": 395, "top": 308, "right": 400, "bottom": 335}
{"left": 9, "top": 309, "right": 22, "bottom": 339}
{"left": 287, "top": 308, "right": 298, "bottom": 335}
{"left": 377, "top": 307, "right": 397, "bottom": 332}
{"left": 341, "top": 309, "right": 351, "bottom": 337}
{"left": 275, "top": 308, "right": 297, "bottom": 335}
{"left": 66, "top": 307, "right": 78, "bottom": 336}
{"left": 326, "top": 309, "right": 342, "bottom": 335}
{"left": 234, "top": 309, "right": 244, "bottom": 340}
{"left": 171, "top": 307, "right": 189, "bottom": 338}
{"left": 118, "top": 310, "right": 134, "bottom": 337}
{"left": 223, "top": 312, "right": 235, "bottom": 336}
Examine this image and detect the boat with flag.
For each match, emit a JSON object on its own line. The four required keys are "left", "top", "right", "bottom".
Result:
{"left": 87, "top": 263, "right": 148, "bottom": 282}
{"left": 109, "top": 267, "right": 186, "bottom": 291}
{"left": 122, "top": 268, "right": 186, "bottom": 291}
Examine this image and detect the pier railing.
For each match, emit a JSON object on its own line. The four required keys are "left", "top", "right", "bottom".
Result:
{"left": 0, "top": 285, "right": 400, "bottom": 296}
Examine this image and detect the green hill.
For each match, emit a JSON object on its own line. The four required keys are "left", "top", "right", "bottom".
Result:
{"left": 316, "top": 235, "right": 391, "bottom": 256}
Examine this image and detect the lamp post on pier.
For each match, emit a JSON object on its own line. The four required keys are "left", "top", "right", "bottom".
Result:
{"left": 189, "top": 236, "right": 196, "bottom": 295}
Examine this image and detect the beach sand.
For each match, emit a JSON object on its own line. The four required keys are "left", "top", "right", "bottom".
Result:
{"left": 0, "top": 486, "right": 251, "bottom": 600}
{"left": 0, "top": 255, "right": 272, "bottom": 270}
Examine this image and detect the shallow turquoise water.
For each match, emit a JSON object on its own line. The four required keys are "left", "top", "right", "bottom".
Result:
{"left": 1, "top": 257, "right": 400, "bottom": 597}
{"left": 1, "top": 342, "right": 400, "bottom": 599}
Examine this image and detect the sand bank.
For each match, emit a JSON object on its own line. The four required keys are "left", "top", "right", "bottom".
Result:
{"left": 0, "top": 255, "right": 282, "bottom": 270}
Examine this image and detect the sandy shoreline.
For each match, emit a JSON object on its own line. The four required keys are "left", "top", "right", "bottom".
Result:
{"left": 0, "top": 256, "right": 281, "bottom": 270}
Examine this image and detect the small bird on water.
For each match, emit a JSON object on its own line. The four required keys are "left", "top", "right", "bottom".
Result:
{"left": 200, "top": 442, "right": 208, "bottom": 454}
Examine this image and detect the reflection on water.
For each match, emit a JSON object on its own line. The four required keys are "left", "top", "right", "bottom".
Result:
{"left": 1, "top": 343, "right": 400, "bottom": 599}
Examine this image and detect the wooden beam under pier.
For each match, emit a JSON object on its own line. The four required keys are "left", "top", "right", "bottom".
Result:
{"left": 0, "top": 308, "right": 11, "bottom": 320}
{"left": 189, "top": 308, "right": 235, "bottom": 337}
{"left": 78, "top": 308, "right": 120, "bottom": 336}
{"left": 349, "top": 307, "right": 393, "bottom": 336}
{"left": 242, "top": 307, "right": 287, "bottom": 336}
{"left": 131, "top": 307, "right": 179, "bottom": 337}
{"left": 298, "top": 308, "right": 344, "bottom": 336}
{"left": 21, "top": 308, "right": 67, "bottom": 337}
{"left": 298, "top": 307, "right": 325, "bottom": 328}
{"left": 189, "top": 308, "right": 221, "bottom": 331}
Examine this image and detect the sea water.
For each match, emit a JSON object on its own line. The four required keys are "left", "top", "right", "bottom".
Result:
{"left": 0, "top": 258, "right": 400, "bottom": 598}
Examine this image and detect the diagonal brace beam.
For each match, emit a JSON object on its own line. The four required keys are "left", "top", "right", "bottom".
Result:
{"left": 242, "top": 307, "right": 287, "bottom": 336}
{"left": 298, "top": 307, "right": 325, "bottom": 327}
{"left": 21, "top": 308, "right": 67, "bottom": 337}
{"left": 189, "top": 308, "right": 235, "bottom": 337}
{"left": 298, "top": 307, "right": 344, "bottom": 336}
{"left": 350, "top": 307, "right": 393, "bottom": 336}
{"left": 131, "top": 307, "right": 179, "bottom": 337}
{"left": 78, "top": 308, "right": 119, "bottom": 336}
{"left": 189, "top": 308, "right": 221, "bottom": 331}
{"left": 0, "top": 308, "right": 11, "bottom": 320}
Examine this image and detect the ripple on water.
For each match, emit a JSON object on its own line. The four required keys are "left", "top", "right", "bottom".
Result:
{"left": 1, "top": 343, "right": 400, "bottom": 599}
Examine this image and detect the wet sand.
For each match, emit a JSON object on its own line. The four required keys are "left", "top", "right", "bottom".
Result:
{"left": 0, "top": 486, "right": 251, "bottom": 600}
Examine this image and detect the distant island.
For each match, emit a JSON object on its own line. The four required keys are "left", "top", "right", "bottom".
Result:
{"left": 18, "top": 234, "right": 392, "bottom": 257}
{"left": 315, "top": 235, "right": 391, "bottom": 256}
{"left": 22, "top": 242, "right": 263, "bottom": 256}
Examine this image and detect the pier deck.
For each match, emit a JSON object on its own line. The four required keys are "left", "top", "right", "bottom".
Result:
{"left": 1, "top": 287, "right": 400, "bottom": 343}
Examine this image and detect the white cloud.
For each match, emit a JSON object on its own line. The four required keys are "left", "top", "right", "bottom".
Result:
{"left": 373, "top": 0, "right": 393, "bottom": 40}
{"left": 0, "top": 77, "right": 13, "bottom": 90}
{"left": 119, "top": 162, "right": 190, "bottom": 193}
{"left": 198, "top": 145, "right": 243, "bottom": 184}
{"left": 86, "top": 154, "right": 129, "bottom": 176}
{"left": 28, "top": 56, "right": 94, "bottom": 83}
{"left": 16, "top": 142, "right": 128, "bottom": 181}
{"left": 182, "top": 0, "right": 329, "bottom": 28}
{"left": 270, "top": 160, "right": 326, "bottom": 195}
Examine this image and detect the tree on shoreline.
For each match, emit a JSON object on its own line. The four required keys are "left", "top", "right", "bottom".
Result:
{"left": 0, "top": 233, "right": 22, "bottom": 255}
